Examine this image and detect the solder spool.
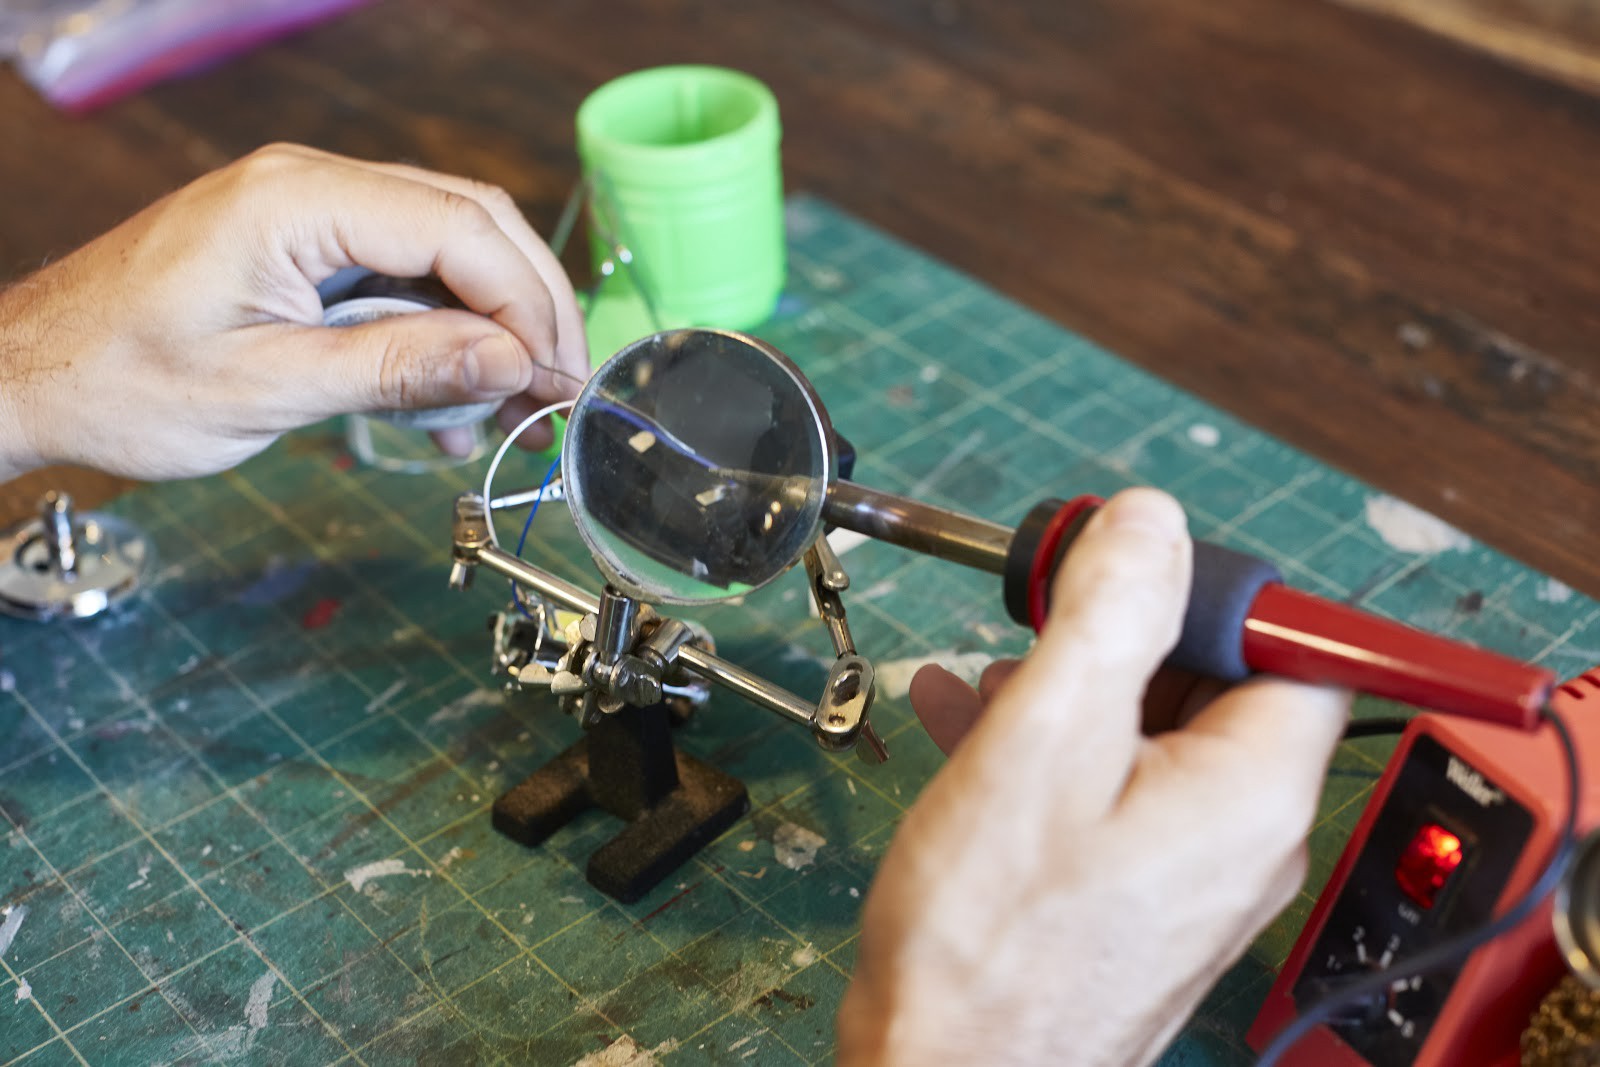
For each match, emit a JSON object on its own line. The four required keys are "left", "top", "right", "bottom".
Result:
{"left": 324, "top": 274, "right": 495, "bottom": 472}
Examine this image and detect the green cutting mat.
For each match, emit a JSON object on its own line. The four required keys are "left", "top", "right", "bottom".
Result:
{"left": 3, "top": 195, "right": 1598, "bottom": 1066}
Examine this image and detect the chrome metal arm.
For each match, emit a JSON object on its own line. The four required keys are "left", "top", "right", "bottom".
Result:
{"left": 450, "top": 494, "right": 855, "bottom": 746}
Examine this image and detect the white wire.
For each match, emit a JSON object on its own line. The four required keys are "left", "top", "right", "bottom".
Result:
{"left": 481, "top": 399, "right": 575, "bottom": 549}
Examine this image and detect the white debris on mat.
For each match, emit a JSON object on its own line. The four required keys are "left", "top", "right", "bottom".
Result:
{"left": 244, "top": 971, "right": 276, "bottom": 1031}
{"left": 1363, "top": 495, "right": 1471, "bottom": 555}
{"left": 773, "top": 822, "right": 827, "bottom": 871}
{"left": 826, "top": 529, "right": 871, "bottom": 557}
{"left": 343, "top": 859, "right": 430, "bottom": 893}
{"left": 127, "top": 858, "right": 153, "bottom": 891}
{"left": 210, "top": 970, "right": 279, "bottom": 1058}
{"left": 1538, "top": 579, "right": 1575, "bottom": 604}
{"left": 571, "top": 1035, "right": 679, "bottom": 1066}
{"left": 0, "top": 904, "right": 27, "bottom": 960}
{"left": 1187, "top": 423, "right": 1221, "bottom": 448}
{"left": 364, "top": 680, "right": 407, "bottom": 714}
{"left": 874, "top": 651, "right": 993, "bottom": 699}
{"left": 426, "top": 689, "right": 499, "bottom": 725}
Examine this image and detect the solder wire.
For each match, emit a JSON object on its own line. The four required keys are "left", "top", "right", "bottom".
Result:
{"left": 481, "top": 399, "right": 576, "bottom": 551}
{"left": 510, "top": 455, "right": 563, "bottom": 620}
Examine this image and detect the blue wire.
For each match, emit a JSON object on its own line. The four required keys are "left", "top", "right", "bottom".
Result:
{"left": 511, "top": 455, "right": 563, "bottom": 619}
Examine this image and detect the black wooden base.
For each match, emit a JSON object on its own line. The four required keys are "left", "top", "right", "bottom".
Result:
{"left": 491, "top": 702, "right": 749, "bottom": 904}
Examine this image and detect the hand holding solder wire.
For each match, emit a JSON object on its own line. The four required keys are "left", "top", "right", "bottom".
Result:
{"left": 0, "top": 143, "right": 589, "bottom": 481}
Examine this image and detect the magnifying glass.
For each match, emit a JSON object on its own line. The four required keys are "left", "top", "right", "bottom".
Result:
{"left": 562, "top": 328, "right": 1011, "bottom": 605}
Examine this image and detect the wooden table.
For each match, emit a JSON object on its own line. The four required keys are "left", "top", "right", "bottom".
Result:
{"left": 4, "top": 0, "right": 1598, "bottom": 593}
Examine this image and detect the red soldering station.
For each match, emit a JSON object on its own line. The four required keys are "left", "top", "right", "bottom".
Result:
{"left": 1000, "top": 494, "right": 1591, "bottom": 1064}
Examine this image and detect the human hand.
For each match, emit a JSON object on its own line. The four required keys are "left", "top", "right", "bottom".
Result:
{"left": 0, "top": 143, "right": 588, "bottom": 481}
{"left": 837, "top": 489, "right": 1351, "bottom": 1066}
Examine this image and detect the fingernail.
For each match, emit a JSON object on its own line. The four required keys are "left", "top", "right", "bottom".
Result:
{"left": 464, "top": 333, "right": 529, "bottom": 396}
{"left": 1097, "top": 489, "right": 1187, "bottom": 543}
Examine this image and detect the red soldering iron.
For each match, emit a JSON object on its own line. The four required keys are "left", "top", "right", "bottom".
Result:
{"left": 821, "top": 486, "right": 1555, "bottom": 730}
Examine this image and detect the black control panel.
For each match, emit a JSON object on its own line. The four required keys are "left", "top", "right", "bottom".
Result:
{"left": 1291, "top": 734, "right": 1533, "bottom": 1065}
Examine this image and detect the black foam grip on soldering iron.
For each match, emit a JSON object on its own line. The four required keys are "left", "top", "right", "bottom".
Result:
{"left": 1004, "top": 500, "right": 1283, "bottom": 682}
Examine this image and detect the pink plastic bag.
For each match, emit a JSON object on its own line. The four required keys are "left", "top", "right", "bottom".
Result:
{"left": 8, "top": 0, "right": 375, "bottom": 113}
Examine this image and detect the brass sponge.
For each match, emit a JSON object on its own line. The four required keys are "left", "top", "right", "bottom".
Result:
{"left": 1524, "top": 976, "right": 1600, "bottom": 1066}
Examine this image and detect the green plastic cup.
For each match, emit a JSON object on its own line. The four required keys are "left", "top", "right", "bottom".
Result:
{"left": 577, "top": 65, "right": 785, "bottom": 331}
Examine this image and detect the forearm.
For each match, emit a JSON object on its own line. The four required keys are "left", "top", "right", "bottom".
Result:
{"left": 0, "top": 278, "right": 50, "bottom": 482}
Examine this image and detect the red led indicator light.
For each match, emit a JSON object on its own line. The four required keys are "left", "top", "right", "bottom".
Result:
{"left": 1396, "top": 823, "right": 1465, "bottom": 909}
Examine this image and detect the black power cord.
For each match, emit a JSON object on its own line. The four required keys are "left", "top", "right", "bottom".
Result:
{"left": 1342, "top": 717, "right": 1412, "bottom": 741}
{"left": 1257, "top": 704, "right": 1581, "bottom": 1066}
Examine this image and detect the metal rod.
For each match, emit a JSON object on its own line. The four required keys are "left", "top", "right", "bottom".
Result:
{"left": 478, "top": 546, "right": 597, "bottom": 615}
{"left": 822, "top": 481, "right": 1014, "bottom": 575}
{"left": 474, "top": 546, "right": 814, "bottom": 727}
{"left": 678, "top": 646, "right": 814, "bottom": 727}
{"left": 42, "top": 491, "right": 77, "bottom": 577}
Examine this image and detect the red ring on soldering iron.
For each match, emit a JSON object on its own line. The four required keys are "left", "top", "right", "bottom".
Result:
{"left": 1028, "top": 495, "right": 1103, "bottom": 632}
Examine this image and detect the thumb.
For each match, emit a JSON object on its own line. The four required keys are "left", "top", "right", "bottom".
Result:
{"left": 953, "top": 489, "right": 1193, "bottom": 817}
{"left": 1031, "top": 488, "right": 1194, "bottom": 709}
{"left": 287, "top": 309, "right": 534, "bottom": 417}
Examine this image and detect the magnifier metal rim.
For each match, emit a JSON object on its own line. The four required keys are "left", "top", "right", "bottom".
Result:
{"left": 563, "top": 328, "right": 836, "bottom": 605}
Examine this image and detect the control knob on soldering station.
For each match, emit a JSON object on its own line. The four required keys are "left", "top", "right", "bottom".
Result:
{"left": 1319, "top": 926, "right": 1438, "bottom": 1041}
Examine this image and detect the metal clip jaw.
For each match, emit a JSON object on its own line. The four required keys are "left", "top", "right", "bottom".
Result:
{"left": 814, "top": 653, "right": 875, "bottom": 751}
{"left": 803, "top": 537, "right": 889, "bottom": 763}
{"left": 449, "top": 494, "right": 492, "bottom": 592}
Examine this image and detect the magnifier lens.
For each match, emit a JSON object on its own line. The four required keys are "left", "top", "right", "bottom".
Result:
{"left": 563, "top": 330, "right": 834, "bottom": 604}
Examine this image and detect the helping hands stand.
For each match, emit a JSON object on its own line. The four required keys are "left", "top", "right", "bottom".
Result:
{"left": 447, "top": 495, "right": 886, "bottom": 903}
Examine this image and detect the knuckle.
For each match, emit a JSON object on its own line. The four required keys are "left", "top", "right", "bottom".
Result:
{"left": 237, "top": 143, "right": 302, "bottom": 180}
{"left": 437, "top": 190, "right": 497, "bottom": 235}
{"left": 215, "top": 144, "right": 313, "bottom": 209}
{"left": 373, "top": 332, "right": 449, "bottom": 408}
{"left": 472, "top": 181, "right": 519, "bottom": 218}
{"left": 254, "top": 141, "right": 300, "bottom": 161}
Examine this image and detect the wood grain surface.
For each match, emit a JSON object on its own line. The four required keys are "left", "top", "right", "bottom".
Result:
{"left": 3, "top": 0, "right": 1600, "bottom": 596}
{"left": 1334, "top": 0, "right": 1600, "bottom": 91}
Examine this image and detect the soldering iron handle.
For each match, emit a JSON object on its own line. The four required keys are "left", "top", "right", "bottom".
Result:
{"left": 1004, "top": 497, "right": 1553, "bottom": 730}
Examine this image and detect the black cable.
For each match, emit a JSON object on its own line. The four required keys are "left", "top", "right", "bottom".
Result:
{"left": 1342, "top": 717, "right": 1411, "bottom": 740}
{"left": 1256, "top": 704, "right": 1581, "bottom": 1066}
